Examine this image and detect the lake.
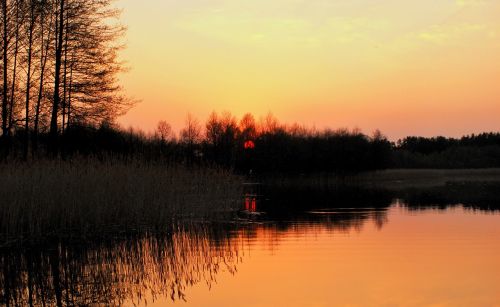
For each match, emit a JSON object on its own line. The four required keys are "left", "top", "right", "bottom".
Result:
{"left": 1, "top": 184, "right": 500, "bottom": 306}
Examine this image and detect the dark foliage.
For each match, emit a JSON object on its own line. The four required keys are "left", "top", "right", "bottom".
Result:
{"left": 394, "top": 133, "right": 500, "bottom": 168}
{"left": 2, "top": 112, "right": 499, "bottom": 171}
{"left": 399, "top": 182, "right": 500, "bottom": 211}
{"left": 240, "top": 129, "right": 392, "bottom": 174}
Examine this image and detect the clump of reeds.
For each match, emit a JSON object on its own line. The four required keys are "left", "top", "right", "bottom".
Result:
{"left": 0, "top": 158, "right": 243, "bottom": 246}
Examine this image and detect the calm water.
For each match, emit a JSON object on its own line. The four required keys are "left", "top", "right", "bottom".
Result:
{"left": 2, "top": 188, "right": 500, "bottom": 306}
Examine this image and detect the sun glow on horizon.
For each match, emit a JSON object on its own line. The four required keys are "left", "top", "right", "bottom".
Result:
{"left": 116, "top": 0, "right": 500, "bottom": 140}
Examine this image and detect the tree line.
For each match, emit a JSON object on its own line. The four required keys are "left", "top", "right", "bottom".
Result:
{"left": 151, "top": 113, "right": 500, "bottom": 172}
{"left": 82, "top": 111, "right": 500, "bottom": 172}
{"left": 0, "top": 0, "right": 129, "bottom": 159}
{"left": 49, "top": 112, "right": 394, "bottom": 174}
{"left": 3, "top": 96, "right": 499, "bottom": 171}
{"left": 393, "top": 133, "right": 500, "bottom": 168}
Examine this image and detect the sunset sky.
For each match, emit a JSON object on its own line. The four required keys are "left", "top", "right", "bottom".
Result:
{"left": 116, "top": 0, "right": 500, "bottom": 140}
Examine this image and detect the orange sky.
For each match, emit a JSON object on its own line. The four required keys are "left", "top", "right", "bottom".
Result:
{"left": 116, "top": 0, "right": 500, "bottom": 140}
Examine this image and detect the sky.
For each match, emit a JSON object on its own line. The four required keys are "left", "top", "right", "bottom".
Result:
{"left": 115, "top": 0, "right": 500, "bottom": 140}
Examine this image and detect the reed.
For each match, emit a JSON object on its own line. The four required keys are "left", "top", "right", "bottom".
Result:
{"left": 0, "top": 158, "right": 243, "bottom": 246}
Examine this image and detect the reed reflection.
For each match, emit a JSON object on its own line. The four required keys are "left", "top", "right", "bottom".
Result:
{"left": 0, "top": 223, "right": 243, "bottom": 306}
{"left": 2, "top": 182, "right": 500, "bottom": 306}
{"left": 0, "top": 207, "right": 392, "bottom": 306}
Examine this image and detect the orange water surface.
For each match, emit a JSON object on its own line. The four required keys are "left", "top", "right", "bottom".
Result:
{"left": 140, "top": 204, "right": 500, "bottom": 306}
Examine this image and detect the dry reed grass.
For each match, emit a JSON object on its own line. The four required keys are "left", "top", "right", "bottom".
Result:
{"left": 0, "top": 159, "right": 243, "bottom": 245}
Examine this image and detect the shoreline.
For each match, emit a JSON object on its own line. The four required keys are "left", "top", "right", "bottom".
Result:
{"left": 357, "top": 168, "right": 500, "bottom": 189}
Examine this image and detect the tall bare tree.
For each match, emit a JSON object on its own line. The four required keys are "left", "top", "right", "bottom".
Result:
{"left": 24, "top": 0, "right": 36, "bottom": 160}
{"left": 48, "top": 0, "right": 64, "bottom": 148}
{"left": 0, "top": 0, "right": 129, "bottom": 156}
{"left": 180, "top": 113, "right": 201, "bottom": 147}
{"left": 33, "top": 0, "right": 54, "bottom": 155}
{"left": 1, "top": 0, "right": 9, "bottom": 139}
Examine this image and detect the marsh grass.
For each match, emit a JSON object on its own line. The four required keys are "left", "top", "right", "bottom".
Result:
{"left": 0, "top": 159, "right": 243, "bottom": 246}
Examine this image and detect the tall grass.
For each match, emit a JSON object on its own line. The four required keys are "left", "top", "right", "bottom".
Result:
{"left": 0, "top": 159, "right": 243, "bottom": 246}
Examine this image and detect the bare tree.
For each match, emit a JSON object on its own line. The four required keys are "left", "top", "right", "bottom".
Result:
{"left": 156, "top": 120, "right": 173, "bottom": 142}
{"left": 1, "top": 0, "right": 10, "bottom": 139}
{"left": 258, "top": 112, "right": 280, "bottom": 134}
{"left": 205, "top": 111, "right": 222, "bottom": 147}
{"left": 48, "top": 0, "right": 64, "bottom": 145}
{"left": 33, "top": 0, "right": 54, "bottom": 155}
{"left": 61, "top": 0, "right": 129, "bottom": 129}
{"left": 7, "top": 0, "right": 23, "bottom": 135}
{"left": 0, "top": 0, "right": 129, "bottom": 156}
{"left": 239, "top": 112, "right": 257, "bottom": 140}
{"left": 180, "top": 113, "right": 201, "bottom": 146}
{"left": 23, "top": 0, "right": 36, "bottom": 160}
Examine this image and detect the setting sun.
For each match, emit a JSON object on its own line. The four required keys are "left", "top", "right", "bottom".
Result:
{"left": 1, "top": 1, "right": 500, "bottom": 306}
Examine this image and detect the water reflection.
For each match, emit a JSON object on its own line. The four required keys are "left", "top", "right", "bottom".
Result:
{"left": 0, "top": 224, "right": 243, "bottom": 306}
{"left": 398, "top": 182, "right": 500, "bottom": 211}
{"left": 1, "top": 182, "right": 500, "bottom": 306}
{"left": 252, "top": 181, "right": 500, "bottom": 213}
{"left": 1, "top": 208, "right": 393, "bottom": 306}
{"left": 244, "top": 196, "right": 257, "bottom": 213}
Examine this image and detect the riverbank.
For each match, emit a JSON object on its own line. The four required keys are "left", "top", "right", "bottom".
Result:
{"left": 356, "top": 168, "right": 500, "bottom": 189}
{"left": 260, "top": 169, "right": 500, "bottom": 190}
{"left": 254, "top": 169, "right": 500, "bottom": 213}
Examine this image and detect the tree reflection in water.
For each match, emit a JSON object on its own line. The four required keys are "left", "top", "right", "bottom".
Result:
{"left": 3, "top": 182, "right": 499, "bottom": 306}
{"left": 0, "top": 208, "right": 390, "bottom": 306}
{"left": 0, "top": 223, "right": 243, "bottom": 306}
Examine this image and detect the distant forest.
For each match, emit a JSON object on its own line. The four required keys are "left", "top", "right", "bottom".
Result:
{"left": 4, "top": 108, "right": 500, "bottom": 173}
{"left": 0, "top": 1, "right": 498, "bottom": 172}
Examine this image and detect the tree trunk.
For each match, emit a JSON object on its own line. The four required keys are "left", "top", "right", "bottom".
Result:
{"left": 49, "top": 0, "right": 65, "bottom": 151}
{"left": 24, "top": 2, "right": 36, "bottom": 161}
{"left": 1, "top": 0, "right": 9, "bottom": 139}
{"left": 8, "top": 0, "right": 20, "bottom": 136}
{"left": 66, "top": 61, "right": 73, "bottom": 130}
{"left": 33, "top": 9, "right": 52, "bottom": 156}
{"left": 62, "top": 13, "right": 68, "bottom": 134}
